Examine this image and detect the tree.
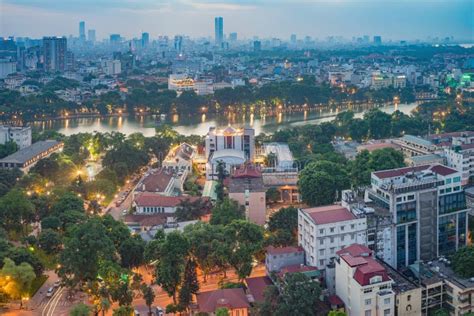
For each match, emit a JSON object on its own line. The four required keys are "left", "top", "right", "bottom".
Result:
{"left": 51, "top": 192, "right": 85, "bottom": 215}
{"left": 38, "top": 229, "right": 62, "bottom": 254}
{"left": 328, "top": 311, "right": 347, "bottom": 316}
{"left": 154, "top": 231, "right": 189, "bottom": 304}
{"left": 267, "top": 207, "right": 298, "bottom": 246}
{"left": 70, "top": 303, "right": 92, "bottom": 316}
{"left": 0, "top": 258, "right": 36, "bottom": 302}
{"left": 41, "top": 216, "right": 61, "bottom": 231}
{"left": 178, "top": 259, "right": 199, "bottom": 310}
{"left": 141, "top": 283, "right": 156, "bottom": 316}
{"left": 0, "top": 189, "right": 35, "bottom": 237}
{"left": 0, "top": 141, "right": 18, "bottom": 159}
{"left": 7, "top": 247, "right": 44, "bottom": 277}
{"left": 175, "top": 198, "right": 212, "bottom": 222}
{"left": 369, "top": 148, "right": 405, "bottom": 171}
{"left": 59, "top": 218, "right": 116, "bottom": 286}
{"left": 210, "top": 198, "right": 244, "bottom": 226}
{"left": 348, "top": 119, "right": 369, "bottom": 142}
{"left": 119, "top": 236, "right": 145, "bottom": 269}
{"left": 350, "top": 150, "right": 372, "bottom": 188}
{"left": 452, "top": 246, "right": 474, "bottom": 278}
{"left": 265, "top": 188, "right": 280, "bottom": 204}
{"left": 298, "top": 161, "right": 349, "bottom": 206}
{"left": 216, "top": 307, "right": 230, "bottom": 316}
{"left": 364, "top": 109, "right": 391, "bottom": 139}
{"left": 215, "top": 160, "right": 226, "bottom": 201}
{"left": 112, "top": 306, "right": 133, "bottom": 316}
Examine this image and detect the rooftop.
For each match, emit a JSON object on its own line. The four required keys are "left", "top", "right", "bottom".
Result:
{"left": 266, "top": 245, "right": 304, "bottom": 255}
{"left": 0, "top": 140, "right": 62, "bottom": 164}
{"left": 135, "top": 168, "right": 175, "bottom": 193}
{"left": 245, "top": 276, "right": 272, "bottom": 303}
{"left": 373, "top": 164, "right": 457, "bottom": 180}
{"left": 195, "top": 288, "right": 250, "bottom": 313}
{"left": 302, "top": 204, "right": 356, "bottom": 225}
{"left": 400, "top": 134, "right": 434, "bottom": 148}
{"left": 134, "top": 193, "right": 205, "bottom": 207}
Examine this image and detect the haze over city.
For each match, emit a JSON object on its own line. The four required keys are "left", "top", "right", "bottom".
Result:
{"left": 1, "top": 0, "right": 473, "bottom": 41}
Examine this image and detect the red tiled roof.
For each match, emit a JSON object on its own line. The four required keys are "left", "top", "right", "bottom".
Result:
{"left": 429, "top": 164, "right": 458, "bottom": 176}
{"left": 266, "top": 246, "right": 304, "bottom": 255}
{"left": 328, "top": 295, "right": 344, "bottom": 306}
{"left": 340, "top": 254, "right": 368, "bottom": 267}
{"left": 245, "top": 276, "right": 272, "bottom": 303}
{"left": 336, "top": 244, "right": 372, "bottom": 257}
{"left": 134, "top": 193, "right": 204, "bottom": 207}
{"left": 302, "top": 205, "right": 356, "bottom": 224}
{"left": 136, "top": 168, "right": 174, "bottom": 192}
{"left": 196, "top": 288, "right": 250, "bottom": 313}
{"left": 353, "top": 257, "right": 390, "bottom": 286}
{"left": 122, "top": 213, "right": 168, "bottom": 227}
{"left": 373, "top": 165, "right": 429, "bottom": 179}
{"left": 460, "top": 143, "right": 474, "bottom": 150}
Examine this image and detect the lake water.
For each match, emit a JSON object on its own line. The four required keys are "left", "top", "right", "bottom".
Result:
{"left": 32, "top": 102, "right": 418, "bottom": 136}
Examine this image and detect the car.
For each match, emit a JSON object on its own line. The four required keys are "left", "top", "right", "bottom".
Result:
{"left": 122, "top": 209, "right": 128, "bottom": 216}
{"left": 53, "top": 280, "right": 61, "bottom": 288}
{"left": 134, "top": 310, "right": 140, "bottom": 316}
{"left": 46, "top": 287, "right": 54, "bottom": 298}
{"left": 154, "top": 306, "right": 164, "bottom": 316}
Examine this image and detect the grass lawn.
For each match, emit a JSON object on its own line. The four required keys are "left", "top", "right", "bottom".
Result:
{"left": 29, "top": 274, "right": 48, "bottom": 297}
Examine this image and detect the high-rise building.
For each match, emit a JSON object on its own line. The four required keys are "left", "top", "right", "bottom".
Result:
{"left": 79, "top": 21, "right": 86, "bottom": 41}
{"left": 174, "top": 35, "right": 183, "bottom": 54}
{"left": 110, "top": 34, "right": 121, "bottom": 45}
{"left": 253, "top": 40, "right": 261, "bottom": 52}
{"left": 0, "top": 37, "right": 18, "bottom": 60}
{"left": 214, "top": 16, "right": 224, "bottom": 45}
{"left": 88, "top": 29, "right": 96, "bottom": 43}
{"left": 42, "top": 37, "right": 67, "bottom": 72}
{"left": 368, "top": 164, "right": 469, "bottom": 269}
{"left": 374, "top": 35, "right": 382, "bottom": 45}
{"left": 290, "top": 34, "right": 297, "bottom": 44}
{"left": 229, "top": 32, "right": 237, "bottom": 42}
{"left": 141, "top": 32, "right": 149, "bottom": 47}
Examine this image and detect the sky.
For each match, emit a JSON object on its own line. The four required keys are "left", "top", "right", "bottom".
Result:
{"left": 1, "top": 0, "right": 473, "bottom": 41}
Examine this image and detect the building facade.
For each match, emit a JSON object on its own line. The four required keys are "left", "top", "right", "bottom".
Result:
{"left": 43, "top": 37, "right": 67, "bottom": 72}
{"left": 0, "top": 125, "right": 32, "bottom": 149}
{"left": 298, "top": 204, "right": 367, "bottom": 270}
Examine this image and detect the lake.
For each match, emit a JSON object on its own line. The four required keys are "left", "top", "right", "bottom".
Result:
{"left": 31, "top": 102, "right": 418, "bottom": 136}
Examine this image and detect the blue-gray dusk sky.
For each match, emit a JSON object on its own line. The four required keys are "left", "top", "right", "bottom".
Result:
{"left": 1, "top": 0, "right": 473, "bottom": 41}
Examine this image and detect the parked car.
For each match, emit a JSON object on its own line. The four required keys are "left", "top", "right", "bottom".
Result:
{"left": 154, "top": 306, "right": 164, "bottom": 316}
{"left": 46, "top": 287, "right": 55, "bottom": 298}
{"left": 122, "top": 209, "right": 128, "bottom": 216}
{"left": 53, "top": 280, "right": 61, "bottom": 288}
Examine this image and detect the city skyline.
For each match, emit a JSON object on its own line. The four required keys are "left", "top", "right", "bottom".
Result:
{"left": 1, "top": 0, "right": 473, "bottom": 41}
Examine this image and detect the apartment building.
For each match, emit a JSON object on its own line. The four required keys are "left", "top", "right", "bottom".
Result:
{"left": 298, "top": 204, "right": 367, "bottom": 270}
{"left": 0, "top": 125, "right": 32, "bottom": 149}
{"left": 335, "top": 244, "right": 395, "bottom": 316}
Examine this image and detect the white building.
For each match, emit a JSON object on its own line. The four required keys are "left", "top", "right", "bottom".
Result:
{"left": 0, "top": 60, "right": 16, "bottom": 79}
{"left": 298, "top": 204, "right": 367, "bottom": 270}
{"left": 335, "top": 244, "right": 395, "bottom": 316}
{"left": 0, "top": 125, "right": 32, "bottom": 149}
{"left": 443, "top": 132, "right": 474, "bottom": 185}
{"left": 205, "top": 126, "right": 255, "bottom": 179}
{"left": 102, "top": 60, "right": 121, "bottom": 76}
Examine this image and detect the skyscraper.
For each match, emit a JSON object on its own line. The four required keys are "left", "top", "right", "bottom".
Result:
{"left": 253, "top": 40, "right": 261, "bottom": 52}
{"left": 88, "top": 30, "right": 96, "bottom": 43}
{"left": 79, "top": 21, "right": 86, "bottom": 41}
{"left": 43, "top": 37, "right": 67, "bottom": 72}
{"left": 290, "top": 34, "right": 297, "bottom": 44}
{"left": 214, "top": 17, "right": 223, "bottom": 45}
{"left": 229, "top": 32, "right": 237, "bottom": 42}
{"left": 141, "top": 32, "right": 149, "bottom": 47}
{"left": 373, "top": 35, "right": 382, "bottom": 45}
{"left": 174, "top": 35, "right": 183, "bottom": 54}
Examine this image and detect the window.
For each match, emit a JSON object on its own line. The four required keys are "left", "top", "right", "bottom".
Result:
{"left": 330, "top": 237, "right": 334, "bottom": 243}
{"left": 407, "top": 295, "right": 411, "bottom": 301}
{"left": 446, "top": 178, "right": 452, "bottom": 184}
{"left": 330, "top": 247, "right": 335, "bottom": 254}
{"left": 363, "top": 288, "right": 373, "bottom": 293}
{"left": 341, "top": 225, "right": 345, "bottom": 231}
{"left": 406, "top": 305, "right": 412, "bottom": 311}
{"left": 341, "top": 235, "right": 345, "bottom": 242}
{"left": 365, "top": 310, "right": 371, "bottom": 316}
{"left": 365, "top": 299, "right": 372, "bottom": 306}
{"left": 319, "top": 259, "right": 325, "bottom": 266}
{"left": 319, "top": 249, "right": 325, "bottom": 256}
{"left": 320, "top": 239, "right": 324, "bottom": 245}
{"left": 330, "top": 227, "right": 335, "bottom": 233}
{"left": 384, "top": 298, "right": 390, "bottom": 305}
{"left": 319, "top": 229, "right": 324, "bottom": 234}
{"left": 384, "top": 309, "right": 390, "bottom": 316}
{"left": 453, "top": 176, "right": 461, "bottom": 183}
{"left": 351, "top": 224, "right": 355, "bottom": 229}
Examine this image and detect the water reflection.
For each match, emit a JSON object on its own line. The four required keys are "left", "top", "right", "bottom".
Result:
{"left": 31, "top": 102, "right": 419, "bottom": 137}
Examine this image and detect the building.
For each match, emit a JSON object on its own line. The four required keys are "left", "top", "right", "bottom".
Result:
{"left": 298, "top": 204, "right": 367, "bottom": 270}
{"left": 335, "top": 244, "right": 395, "bottom": 316}
{"left": 167, "top": 74, "right": 213, "bottom": 95}
{"left": 265, "top": 246, "right": 305, "bottom": 273}
{"left": 133, "top": 193, "right": 207, "bottom": 215}
{"left": 141, "top": 32, "right": 149, "bottom": 47}
{"left": 43, "top": 37, "right": 67, "bottom": 72}
{"left": 88, "top": 29, "right": 96, "bottom": 43}
{"left": 134, "top": 168, "right": 186, "bottom": 196}
{"left": 0, "top": 125, "right": 32, "bottom": 149}
{"left": 229, "top": 32, "right": 237, "bottom": 42}
{"left": 368, "top": 164, "right": 469, "bottom": 268}
{"left": 162, "top": 143, "right": 195, "bottom": 174}
{"left": 443, "top": 132, "right": 474, "bottom": 185}
{"left": 253, "top": 41, "right": 261, "bottom": 52}
{"left": 193, "top": 288, "right": 250, "bottom": 316}
{"left": 102, "top": 60, "right": 121, "bottom": 75}
{"left": 79, "top": 21, "right": 86, "bottom": 41}
{"left": 374, "top": 36, "right": 382, "bottom": 45}
{"left": 263, "top": 142, "right": 294, "bottom": 171}
{"left": 393, "top": 135, "right": 436, "bottom": 157}
{"left": 228, "top": 164, "right": 266, "bottom": 225}
{"left": 214, "top": 16, "right": 224, "bottom": 46}
{"left": 0, "top": 140, "right": 63, "bottom": 172}
{"left": 406, "top": 153, "right": 445, "bottom": 167}
{"left": 0, "top": 60, "right": 16, "bottom": 79}
{"left": 110, "top": 34, "right": 121, "bottom": 44}
{"left": 205, "top": 126, "right": 255, "bottom": 179}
